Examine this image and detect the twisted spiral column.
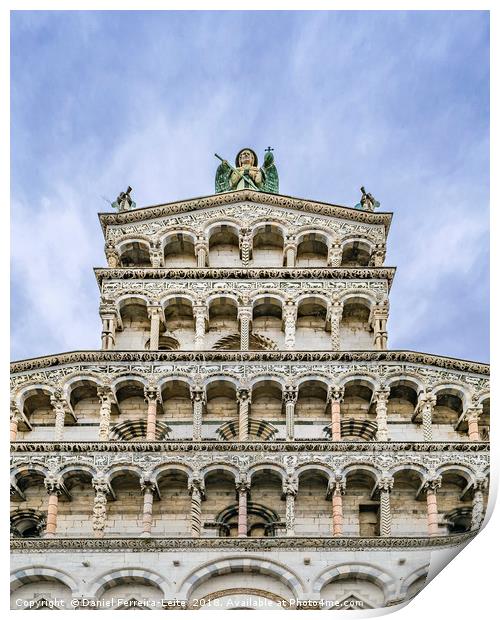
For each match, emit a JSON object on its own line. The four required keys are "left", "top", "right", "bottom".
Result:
{"left": 237, "top": 388, "right": 251, "bottom": 441}
{"left": 188, "top": 477, "right": 205, "bottom": 537}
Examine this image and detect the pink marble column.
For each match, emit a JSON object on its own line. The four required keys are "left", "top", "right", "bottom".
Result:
{"left": 466, "top": 406, "right": 482, "bottom": 441}
{"left": 330, "top": 478, "right": 345, "bottom": 536}
{"left": 424, "top": 477, "right": 441, "bottom": 536}
{"left": 144, "top": 386, "right": 159, "bottom": 441}
{"left": 329, "top": 387, "right": 344, "bottom": 441}
{"left": 44, "top": 479, "right": 62, "bottom": 537}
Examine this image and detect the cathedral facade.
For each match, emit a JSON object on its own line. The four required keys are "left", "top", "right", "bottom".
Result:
{"left": 10, "top": 153, "right": 490, "bottom": 610}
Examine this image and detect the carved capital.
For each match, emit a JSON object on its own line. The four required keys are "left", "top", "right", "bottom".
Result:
{"left": 188, "top": 475, "right": 205, "bottom": 499}
{"left": 377, "top": 476, "right": 394, "bottom": 493}
{"left": 283, "top": 385, "right": 298, "bottom": 404}
{"left": 423, "top": 476, "right": 442, "bottom": 494}
{"left": 236, "top": 387, "right": 251, "bottom": 404}
{"left": 328, "top": 474, "right": 346, "bottom": 496}
{"left": 44, "top": 476, "right": 64, "bottom": 496}
{"left": 328, "top": 385, "right": 344, "bottom": 403}
{"left": 144, "top": 384, "right": 160, "bottom": 404}
{"left": 282, "top": 475, "right": 298, "bottom": 497}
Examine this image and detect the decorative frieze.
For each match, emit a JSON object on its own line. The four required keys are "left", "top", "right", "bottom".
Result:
{"left": 10, "top": 532, "right": 475, "bottom": 552}
{"left": 98, "top": 192, "right": 391, "bottom": 243}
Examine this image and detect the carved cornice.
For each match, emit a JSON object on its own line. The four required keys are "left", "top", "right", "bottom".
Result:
{"left": 10, "top": 441, "right": 489, "bottom": 453}
{"left": 10, "top": 349, "right": 489, "bottom": 374}
{"left": 94, "top": 267, "right": 396, "bottom": 287}
{"left": 98, "top": 190, "right": 393, "bottom": 234}
{"left": 10, "top": 532, "right": 473, "bottom": 553}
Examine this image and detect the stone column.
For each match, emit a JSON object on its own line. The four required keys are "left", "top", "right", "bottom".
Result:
{"left": 92, "top": 478, "right": 109, "bottom": 538}
{"left": 238, "top": 306, "right": 252, "bottom": 351}
{"left": 144, "top": 385, "right": 160, "bottom": 441}
{"left": 99, "top": 302, "right": 117, "bottom": 350}
{"left": 236, "top": 478, "right": 250, "bottom": 538}
{"left": 44, "top": 478, "right": 63, "bottom": 538}
{"left": 374, "top": 387, "right": 391, "bottom": 441}
{"left": 471, "top": 477, "right": 488, "bottom": 530}
{"left": 188, "top": 476, "right": 205, "bottom": 537}
{"left": 195, "top": 236, "right": 209, "bottom": 267}
{"left": 239, "top": 227, "right": 252, "bottom": 266}
{"left": 97, "top": 386, "right": 113, "bottom": 441}
{"left": 190, "top": 384, "right": 205, "bottom": 441}
{"left": 283, "top": 300, "right": 297, "bottom": 350}
{"left": 237, "top": 388, "right": 251, "bottom": 441}
{"left": 148, "top": 304, "right": 162, "bottom": 350}
{"left": 370, "top": 244, "right": 386, "bottom": 267}
{"left": 283, "top": 386, "right": 298, "bottom": 441}
{"left": 329, "top": 477, "right": 346, "bottom": 536}
{"left": 10, "top": 402, "right": 22, "bottom": 442}
{"left": 105, "top": 242, "right": 120, "bottom": 268}
{"left": 284, "top": 235, "right": 297, "bottom": 267}
{"left": 378, "top": 476, "right": 394, "bottom": 537}
{"left": 283, "top": 476, "right": 298, "bottom": 536}
{"left": 328, "top": 386, "right": 344, "bottom": 441}
{"left": 141, "top": 478, "right": 155, "bottom": 537}
{"left": 418, "top": 393, "right": 436, "bottom": 441}
{"left": 50, "top": 392, "right": 68, "bottom": 441}
{"left": 193, "top": 304, "right": 207, "bottom": 350}
{"left": 423, "top": 476, "right": 441, "bottom": 536}
{"left": 371, "top": 301, "right": 389, "bottom": 350}
{"left": 329, "top": 301, "right": 342, "bottom": 350}
{"left": 327, "top": 241, "right": 343, "bottom": 267}
{"left": 465, "top": 405, "right": 483, "bottom": 441}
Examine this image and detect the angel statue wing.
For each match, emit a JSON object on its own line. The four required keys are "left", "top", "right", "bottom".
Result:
{"left": 262, "top": 151, "right": 279, "bottom": 194}
{"left": 215, "top": 160, "right": 232, "bottom": 193}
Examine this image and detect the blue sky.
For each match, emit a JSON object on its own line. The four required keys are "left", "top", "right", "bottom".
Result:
{"left": 10, "top": 11, "right": 489, "bottom": 362}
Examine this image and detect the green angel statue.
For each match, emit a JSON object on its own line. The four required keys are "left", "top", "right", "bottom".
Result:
{"left": 215, "top": 147, "right": 279, "bottom": 194}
